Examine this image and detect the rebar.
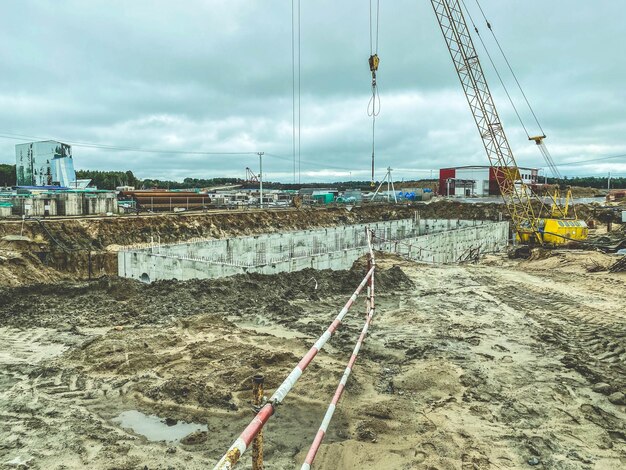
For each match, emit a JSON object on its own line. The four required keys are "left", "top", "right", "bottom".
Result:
{"left": 251, "top": 375, "right": 264, "bottom": 470}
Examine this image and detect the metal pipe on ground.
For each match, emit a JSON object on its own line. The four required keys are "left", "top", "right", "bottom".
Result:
{"left": 212, "top": 267, "right": 375, "bottom": 470}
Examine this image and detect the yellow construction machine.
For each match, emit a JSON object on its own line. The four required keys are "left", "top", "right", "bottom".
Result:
{"left": 430, "top": 0, "right": 588, "bottom": 245}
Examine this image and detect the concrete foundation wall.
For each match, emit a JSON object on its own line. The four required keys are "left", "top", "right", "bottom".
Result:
{"left": 119, "top": 218, "right": 510, "bottom": 283}
{"left": 11, "top": 196, "right": 58, "bottom": 216}
{"left": 57, "top": 193, "right": 83, "bottom": 216}
{"left": 378, "top": 221, "right": 510, "bottom": 264}
{"left": 84, "top": 194, "right": 117, "bottom": 215}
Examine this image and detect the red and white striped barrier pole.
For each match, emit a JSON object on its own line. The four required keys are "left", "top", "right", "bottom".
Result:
{"left": 213, "top": 266, "right": 375, "bottom": 470}
{"left": 301, "top": 229, "right": 376, "bottom": 469}
{"left": 367, "top": 228, "right": 375, "bottom": 315}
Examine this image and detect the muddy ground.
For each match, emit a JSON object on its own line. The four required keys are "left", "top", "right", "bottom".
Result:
{"left": 0, "top": 252, "right": 624, "bottom": 469}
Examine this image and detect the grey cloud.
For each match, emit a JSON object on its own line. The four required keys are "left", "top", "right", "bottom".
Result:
{"left": 0, "top": 0, "right": 624, "bottom": 182}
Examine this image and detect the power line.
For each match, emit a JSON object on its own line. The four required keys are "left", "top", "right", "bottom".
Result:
{"left": 553, "top": 152, "right": 626, "bottom": 167}
{"left": 0, "top": 132, "right": 257, "bottom": 156}
{"left": 0, "top": 131, "right": 392, "bottom": 175}
{"left": 2, "top": 131, "right": 622, "bottom": 174}
{"left": 264, "top": 152, "right": 357, "bottom": 172}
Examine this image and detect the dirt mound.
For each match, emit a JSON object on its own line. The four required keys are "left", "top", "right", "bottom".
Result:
{"left": 521, "top": 249, "right": 619, "bottom": 274}
{"left": 1, "top": 200, "right": 616, "bottom": 285}
{"left": 0, "top": 264, "right": 412, "bottom": 329}
{"left": 141, "top": 377, "right": 235, "bottom": 410}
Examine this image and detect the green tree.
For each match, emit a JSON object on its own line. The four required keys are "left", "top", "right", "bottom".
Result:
{"left": 0, "top": 164, "right": 16, "bottom": 186}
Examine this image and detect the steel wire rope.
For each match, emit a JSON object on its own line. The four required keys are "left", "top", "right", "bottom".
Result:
{"left": 474, "top": 0, "right": 545, "bottom": 136}
{"left": 460, "top": 1, "right": 561, "bottom": 181}
{"left": 476, "top": 0, "right": 563, "bottom": 180}
{"left": 298, "top": 0, "right": 302, "bottom": 184}
{"left": 292, "top": 0, "right": 297, "bottom": 184}
{"left": 367, "top": 0, "right": 381, "bottom": 185}
{"left": 460, "top": 0, "right": 529, "bottom": 139}
{"left": 471, "top": 0, "right": 564, "bottom": 181}
{"left": 367, "top": 0, "right": 381, "bottom": 119}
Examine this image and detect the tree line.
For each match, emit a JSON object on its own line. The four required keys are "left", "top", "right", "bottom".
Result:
{"left": 0, "top": 164, "right": 14, "bottom": 186}
{"left": 545, "top": 176, "right": 626, "bottom": 189}
{"left": 1, "top": 163, "right": 625, "bottom": 190}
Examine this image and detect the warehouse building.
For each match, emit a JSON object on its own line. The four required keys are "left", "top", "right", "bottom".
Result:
{"left": 439, "top": 165, "right": 538, "bottom": 197}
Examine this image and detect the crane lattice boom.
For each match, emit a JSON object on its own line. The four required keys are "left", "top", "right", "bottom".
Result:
{"left": 430, "top": 0, "right": 539, "bottom": 239}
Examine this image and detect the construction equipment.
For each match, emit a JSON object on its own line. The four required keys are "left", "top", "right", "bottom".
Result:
{"left": 429, "top": 0, "right": 587, "bottom": 245}
{"left": 367, "top": 0, "right": 381, "bottom": 187}
{"left": 370, "top": 167, "right": 397, "bottom": 203}
{"left": 245, "top": 167, "right": 259, "bottom": 183}
{"left": 550, "top": 188, "right": 574, "bottom": 218}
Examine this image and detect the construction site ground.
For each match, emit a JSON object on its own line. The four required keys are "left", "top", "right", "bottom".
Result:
{"left": 1, "top": 249, "right": 625, "bottom": 469}
{"left": 0, "top": 200, "right": 622, "bottom": 286}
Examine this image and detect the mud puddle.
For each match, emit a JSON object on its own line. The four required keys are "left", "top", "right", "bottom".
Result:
{"left": 113, "top": 410, "right": 207, "bottom": 443}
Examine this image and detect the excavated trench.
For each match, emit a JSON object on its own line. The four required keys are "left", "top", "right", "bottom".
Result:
{"left": 0, "top": 200, "right": 618, "bottom": 286}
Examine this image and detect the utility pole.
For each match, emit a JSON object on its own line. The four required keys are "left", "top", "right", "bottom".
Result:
{"left": 608, "top": 171, "right": 611, "bottom": 191}
{"left": 258, "top": 152, "right": 264, "bottom": 208}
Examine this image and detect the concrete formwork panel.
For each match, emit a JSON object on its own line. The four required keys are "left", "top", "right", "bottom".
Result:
{"left": 378, "top": 222, "right": 509, "bottom": 264}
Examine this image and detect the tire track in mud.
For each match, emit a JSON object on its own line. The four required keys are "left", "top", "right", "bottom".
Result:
{"left": 473, "top": 272, "right": 626, "bottom": 397}
{"left": 17, "top": 366, "right": 135, "bottom": 403}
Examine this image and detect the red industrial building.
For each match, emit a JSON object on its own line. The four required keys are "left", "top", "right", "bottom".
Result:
{"left": 439, "top": 165, "right": 538, "bottom": 197}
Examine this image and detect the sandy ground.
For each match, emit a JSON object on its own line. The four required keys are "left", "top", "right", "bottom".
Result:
{"left": 0, "top": 253, "right": 625, "bottom": 469}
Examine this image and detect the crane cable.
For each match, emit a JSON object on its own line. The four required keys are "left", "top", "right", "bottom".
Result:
{"left": 474, "top": 0, "right": 545, "bottom": 137}
{"left": 459, "top": 1, "right": 529, "bottom": 139}
{"left": 472, "top": 0, "right": 561, "bottom": 180}
{"left": 291, "top": 0, "right": 296, "bottom": 184}
{"left": 461, "top": 0, "right": 561, "bottom": 180}
{"left": 367, "top": 0, "right": 381, "bottom": 186}
{"left": 291, "top": 0, "right": 302, "bottom": 184}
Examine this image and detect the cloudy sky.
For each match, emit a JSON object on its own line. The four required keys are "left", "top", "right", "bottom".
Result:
{"left": 0, "top": 0, "right": 624, "bottom": 183}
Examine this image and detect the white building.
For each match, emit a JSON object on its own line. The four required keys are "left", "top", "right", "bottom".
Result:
{"left": 439, "top": 165, "right": 538, "bottom": 197}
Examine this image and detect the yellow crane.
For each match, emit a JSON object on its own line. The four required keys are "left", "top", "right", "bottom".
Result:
{"left": 429, "top": 0, "right": 588, "bottom": 245}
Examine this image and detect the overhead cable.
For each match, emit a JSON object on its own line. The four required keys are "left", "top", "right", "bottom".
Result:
{"left": 0, "top": 132, "right": 256, "bottom": 155}
{"left": 367, "top": 0, "right": 381, "bottom": 185}
{"left": 460, "top": 0, "right": 529, "bottom": 139}
{"left": 474, "top": 0, "right": 546, "bottom": 136}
